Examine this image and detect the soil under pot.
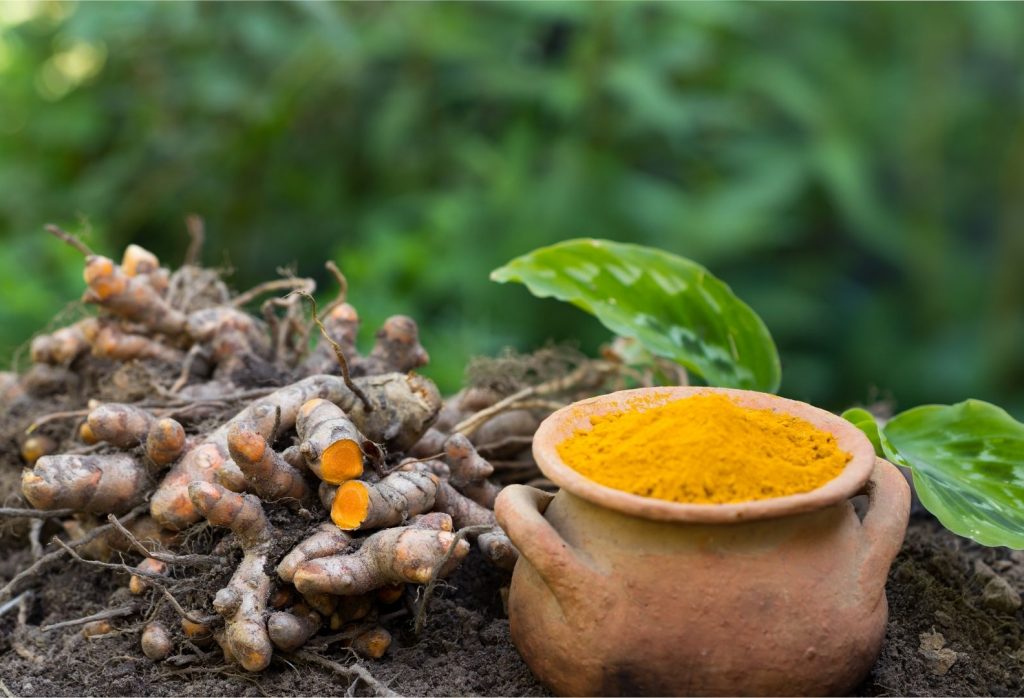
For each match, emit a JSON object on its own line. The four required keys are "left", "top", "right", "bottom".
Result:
{"left": 495, "top": 387, "right": 912, "bottom": 697}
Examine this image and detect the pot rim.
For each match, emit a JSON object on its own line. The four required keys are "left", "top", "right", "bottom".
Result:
{"left": 532, "top": 386, "right": 877, "bottom": 523}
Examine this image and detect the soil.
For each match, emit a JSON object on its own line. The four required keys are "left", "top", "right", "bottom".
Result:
{"left": 0, "top": 512, "right": 1021, "bottom": 697}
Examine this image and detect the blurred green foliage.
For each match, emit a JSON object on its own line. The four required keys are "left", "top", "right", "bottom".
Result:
{"left": 1, "top": 2, "right": 1022, "bottom": 413}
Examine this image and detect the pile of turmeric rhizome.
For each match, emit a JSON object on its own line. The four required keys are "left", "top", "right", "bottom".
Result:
{"left": 3, "top": 231, "right": 849, "bottom": 679}
{"left": 1, "top": 230, "right": 641, "bottom": 675}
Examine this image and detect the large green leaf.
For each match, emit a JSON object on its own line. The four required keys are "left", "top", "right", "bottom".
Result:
{"left": 881, "top": 400, "right": 1024, "bottom": 549}
{"left": 840, "top": 407, "right": 884, "bottom": 457}
{"left": 490, "top": 239, "right": 781, "bottom": 391}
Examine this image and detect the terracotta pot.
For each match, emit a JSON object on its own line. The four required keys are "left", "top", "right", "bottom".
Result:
{"left": 495, "top": 387, "right": 910, "bottom": 697}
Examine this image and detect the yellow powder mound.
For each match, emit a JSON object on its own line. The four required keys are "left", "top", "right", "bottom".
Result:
{"left": 557, "top": 393, "right": 851, "bottom": 504}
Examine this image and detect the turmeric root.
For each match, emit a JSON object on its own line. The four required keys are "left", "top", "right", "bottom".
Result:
{"left": 445, "top": 433, "right": 500, "bottom": 508}
{"left": 408, "top": 511, "right": 454, "bottom": 532}
{"left": 408, "top": 458, "right": 517, "bottom": 568}
{"left": 121, "top": 244, "right": 160, "bottom": 276}
{"left": 351, "top": 626, "right": 392, "bottom": 659}
{"left": 20, "top": 435, "right": 56, "bottom": 465}
{"left": 189, "top": 481, "right": 274, "bottom": 672}
{"left": 408, "top": 427, "right": 447, "bottom": 459}
{"left": 141, "top": 622, "right": 173, "bottom": 661}
{"left": 87, "top": 404, "right": 186, "bottom": 465}
{"left": 335, "top": 594, "right": 374, "bottom": 624}
{"left": 375, "top": 584, "right": 404, "bottom": 605}
{"left": 431, "top": 478, "right": 518, "bottom": 568}
{"left": 433, "top": 480, "right": 496, "bottom": 530}
{"left": 154, "top": 375, "right": 354, "bottom": 528}
{"left": 61, "top": 514, "right": 177, "bottom": 562}
{"left": 121, "top": 244, "right": 169, "bottom": 295}
{"left": 276, "top": 522, "right": 352, "bottom": 583}
{"left": 292, "top": 524, "right": 469, "bottom": 596}
{"left": 181, "top": 618, "right": 214, "bottom": 645}
{"left": 0, "top": 370, "right": 25, "bottom": 404}
{"left": 227, "top": 422, "right": 310, "bottom": 504}
{"left": 267, "top": 604, "right": 321, "bottom": 653}
{"left": 82, "top": 620, "right": 114, "bottom": 638}
{"left": 470, "top": 410, "right": 540, "bottom": 448}
{"left": 11, "top": 233, "right": 539, "bottom": 668}
{"left": 302, "top": 302, "right": 360, "bottom": 375}
{"left": 280, "top": 444, "right": 307, "bottom": 471}
{"left": 270, "top": 587, "right": 296, "bottom": 610}
{"left": 185, "top": 306, "right": 271, "bottom": 369}
{"left": 153, "top": 371, "right": 438, "bottom": 529}
{"left": 129, "top": 557, "right": 168, "bottom": 595}
{"left": 445, "top": 433, "right": 493, "bottom": 485}
{"left": 146, "top": 418, "right": 187, "bottom": 466}
{"left": 22, "top": 454, "right": 149, "bottom": 514}
{"left": 88, "top": 403, "right": 156, "bottom": 448}
{"left": 477, "top": 530, "right": 519, "bottom": 572}
{"left": 301, "top": 591, "right": 337, "bottom": 617}
{"left": 353, "top": 315, "right": 429, "bottom": 376}
{"left": 151, "top": 443, "right": 235, "bottom": 530}
{"left": 90, "top": 322, "right": 184, "bottom": 363}
{"left": 318, "top": 481, "right": 338, "bottom": 510}
{"left": 120, "top": 243, "right": 171, "bottom": 299}
{"left": 125, "top": 515, "right": 181, "bottom": 550}
{"left": 343, "top": 373, "right": 442, "bottom": 452}
{"left": 79, "top": 422, "right": 98, "bottom": 445}
{"left": 331, "top": 471, "right": 438, "bottom": 531}
{"left": 30, "top": 319, "right": 94, "bottom": 366}
{"left": 296, "top": 399, "right": 366, "bottom": 484}
{"left": 82, "top": 255, "right": 187, "bottom": 335}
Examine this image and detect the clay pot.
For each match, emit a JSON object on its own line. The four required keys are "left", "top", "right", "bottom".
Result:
{"left": 496, "top": 387, "right": 910, "bottom": 697}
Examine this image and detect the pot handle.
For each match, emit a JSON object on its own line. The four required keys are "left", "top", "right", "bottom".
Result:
{"left": 857, "top": 457, "right": 911, "bottom": 595}
{"left": 495, "top": 485, "right": 601, "bottom": 614}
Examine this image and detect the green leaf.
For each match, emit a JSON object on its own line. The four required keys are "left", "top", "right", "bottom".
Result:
{"left": 881, "top": 400, "right": 1024, "bottom": 549}
{"left": 490, "top": 239, "right": 781, "bottom": 391}
{"left": 840, "top": 407, "right": 884, "bottom": 457}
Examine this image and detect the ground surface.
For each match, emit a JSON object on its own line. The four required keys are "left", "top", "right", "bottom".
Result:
{"left": 1, "top": 513, "right": 1022, "bottom": 697}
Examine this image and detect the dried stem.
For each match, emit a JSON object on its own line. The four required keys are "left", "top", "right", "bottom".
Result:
{"left": 26, "top": 388, "right": 278, "bottom": 433}
{"left": 170, "top": 344, "right": 206, "bottom": 393}
{"left": 105, "top": 514, "right": 223, "bottom": 567}
{"left": 25, "top": 408, "right": 91, "bottom": 434}
{"left": 29, "top": 519, "right": 44, "bottom": 560}
{"left": 44, "top": 223, "right": 94, "bottom": 257}
{"left": 288, "top": 650, "right": 397, "bottom": 697}
{"left": 396, "top": 453, "right": 445, "bottom": 467}
{"left": 474, "top": 435, "right": 534, "bottom": 458}
{"left": 52, "top": 538, "right": 216, "bottom": 625}
{"left": 184, "top": 214, "right": 205, "bottom": 266}
{"left": 296, "top": 291, "right": 372, "bottom": 412}
{"left": 232, "top": 277, "right": 315, "bottom": 309}
{"left": 0, "top": 504, "right": 145, "bottom": 602}
{"left": 501, "top": 399, "right": 566, "bottom": 412}
{"left": 453, "top": 361, "right": 613, "bottom": 437}
{"left": 0, "top": 507, "right": 76, "bottom": 519}
{"left": 0, "top": 591, "right": 31, "bottom": 620}
{"left": 40, "top": 604, "right": 138, "bottom": 632}
{"left": 320, "top": 260, "right": 349, "bottom": 317}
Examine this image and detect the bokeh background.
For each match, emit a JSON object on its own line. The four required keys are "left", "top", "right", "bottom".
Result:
{"left": 1, "top": 2, "right": 1022, "bottom": 414}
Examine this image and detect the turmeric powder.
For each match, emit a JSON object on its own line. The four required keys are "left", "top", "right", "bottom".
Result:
{"left": 557, "top": 393, "right": 850, "bottom": 504}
